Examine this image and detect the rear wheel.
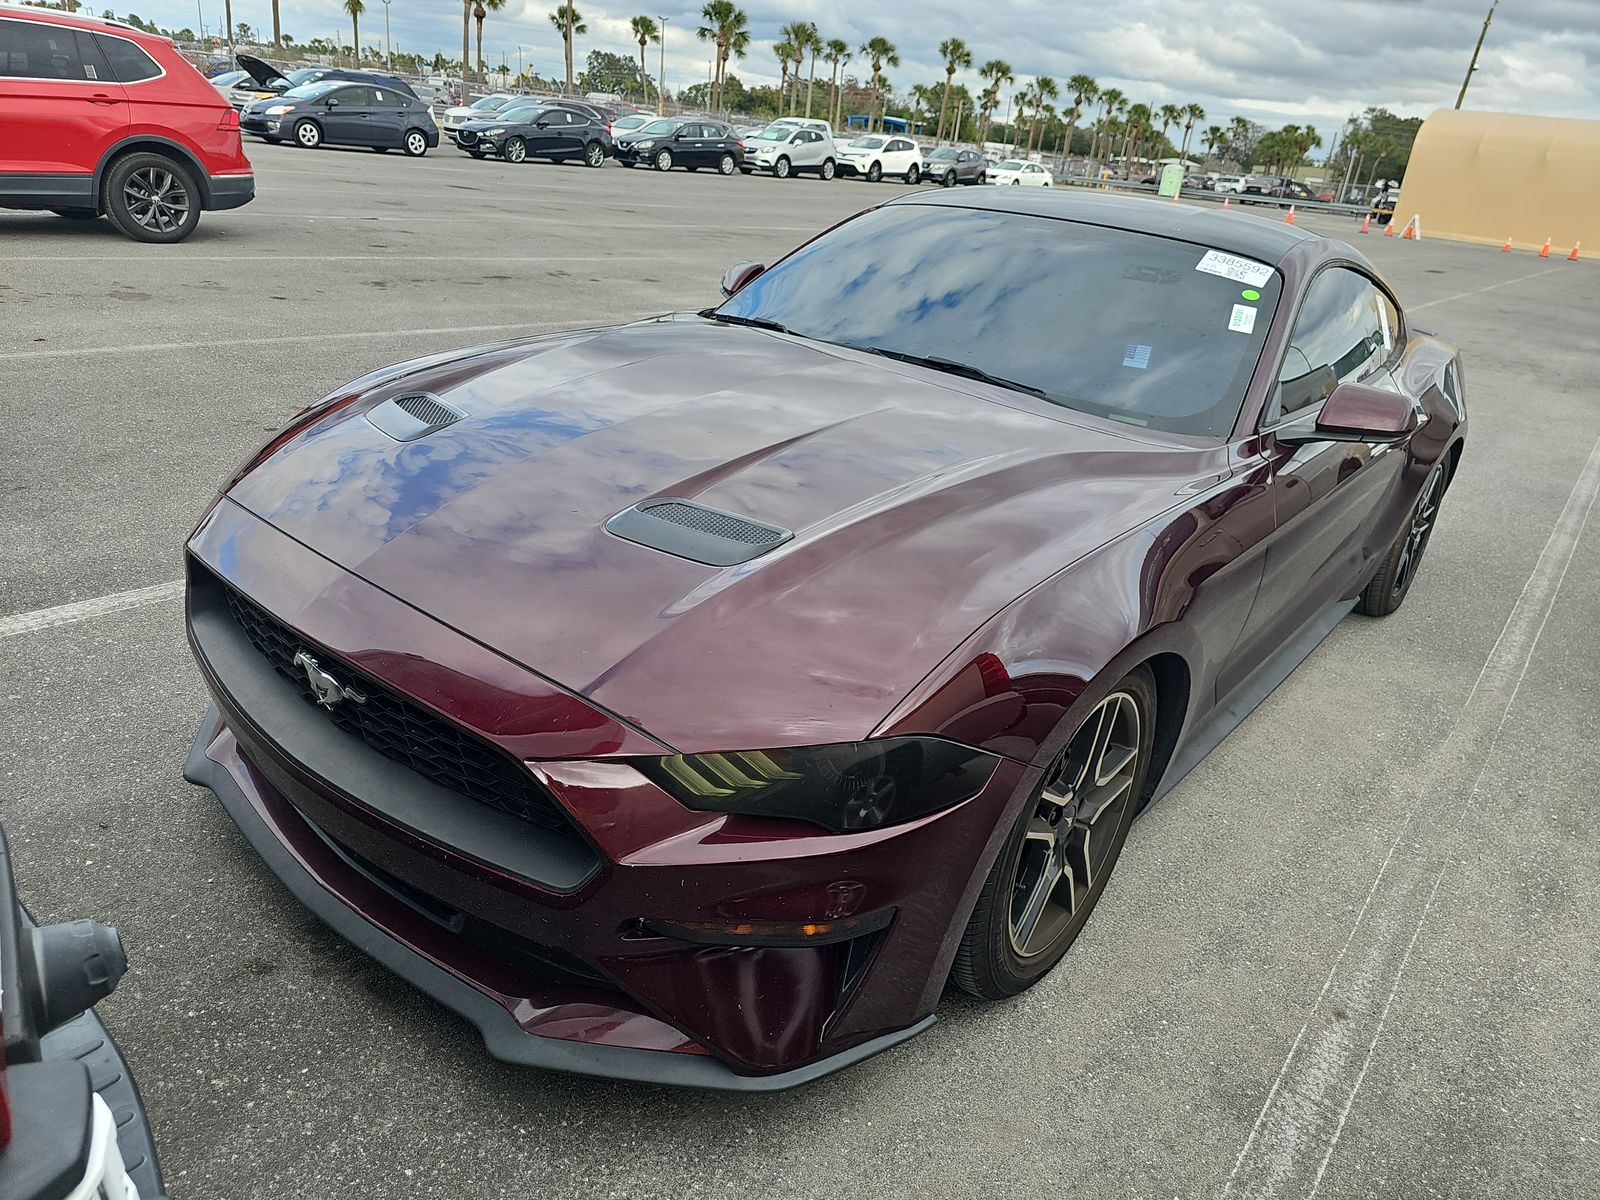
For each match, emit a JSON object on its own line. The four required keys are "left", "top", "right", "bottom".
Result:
{"left": 820, "top": 157, "right": 836, "bottom": 180}
{"left": 654, "top": 147, "right": 674, "bottom": 171}
{"left": 102, "top": 153, "right": 200, "bottom": 244}
{"left": 774, "top": 155, "right": 791, "bottom": 179}
{"left": 905, "top": 164, "right": 920, "bottom": 184}
{"left": 584, "top": 140, "right": 605, "bottom": 167}
{"left": 1359, "top": 460, "right": 1447, "bottom": 616}
{"left": 372, "top": 146, "right": 389, "bottom": 153}
{"left": 718, "top": 152, "right": 736, "bottom": 175}
{"left": 503, "top": 136, "right": 527, "bottom": 163}
{"left": 866, "top": 161, "right": 882, "bottom": 182}
{"left": 952, "top": 667, "right": 1155, "bottom": 999}
{"left": 293, "top": 119, "right": 322, "bottom": 149}
{"left": 403, "top": 130, "right": 429, "bottom": 157}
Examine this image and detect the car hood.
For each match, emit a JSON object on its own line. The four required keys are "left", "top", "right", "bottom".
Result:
{"left": 235, "top": 52, "right": 289, "bottom": 89}
{"left": 226, "top": 318, "right": 1219, "bottom": 751}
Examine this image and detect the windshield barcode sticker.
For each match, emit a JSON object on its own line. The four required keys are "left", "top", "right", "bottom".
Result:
{"left": 1228, "top": 305, "right": 1257, "bottom": 334}
{"left": 1196, "top": 250, "right": 1274, "bottom": 287}
{"left": 1123, "top": 344, "right": 1153, "bottom": 369}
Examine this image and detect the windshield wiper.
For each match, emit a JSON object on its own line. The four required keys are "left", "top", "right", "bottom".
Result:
{"left": 860, "top": 347, "right": 1048, "bottom": 398}
{"left": 699, "top": 310, "right": 790, "bottom": 334}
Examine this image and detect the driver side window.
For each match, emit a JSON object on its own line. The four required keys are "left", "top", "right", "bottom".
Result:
{"left": 1269, "top": 267, "right": 1387, "bottom": 424}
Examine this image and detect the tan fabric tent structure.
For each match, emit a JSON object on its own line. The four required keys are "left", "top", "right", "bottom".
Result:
{"left": 1393, "top": 108, "right": 1598, "bottom": 252}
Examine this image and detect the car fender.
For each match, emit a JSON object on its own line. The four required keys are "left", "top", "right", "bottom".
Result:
{"left": 93, "top": 133, "right": 213, "bottom": 205}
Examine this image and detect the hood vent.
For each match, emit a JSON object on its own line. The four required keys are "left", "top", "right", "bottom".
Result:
{"left": 366, "top": 393, "right": 464, "bottom": 442}
{"left": 605, "top": 497, "right": 793, "bottom": 566}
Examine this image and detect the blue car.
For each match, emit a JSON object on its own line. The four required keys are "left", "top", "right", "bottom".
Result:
{"left": 242, "top": 79, "right": 440, "bottom": 156}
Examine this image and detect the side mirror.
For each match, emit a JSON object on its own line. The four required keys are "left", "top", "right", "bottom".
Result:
{"left": 325, "top": 97, "right": 339, "bottom": 107}
{"left": 720, "top": 260, "right": 765, "bottom": 298}
{"left": 535, "top": 119, "right": 549, "bottom": 128}
{"left": 1283, "top": 382, "right": 1419, "bottom": 444}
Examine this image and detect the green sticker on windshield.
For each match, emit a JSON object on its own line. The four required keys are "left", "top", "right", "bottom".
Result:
{"left": 1241, "top": 288, "right": 1261, "bottom": 301}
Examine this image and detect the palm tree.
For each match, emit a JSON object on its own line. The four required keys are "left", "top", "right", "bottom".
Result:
{"left": 975, "top": 58, "right": 1012, "bottom": 147}
{"left": 1201, "top": 124, "right": 1224, "bottom": 167}
{"left": 858, "top": 36, "right": 897, "bottom": 132}
{"left": 1028, "top": 76, "right": 1058, "bottom": 152}
{"left": 1296, "top": 124, "right": 1322, "bottom": 165}
{"left": 1091, "top": 86, "right": 1123, "bottom": 167}
{"left": 473, "top": 0, "right": 505, "bottom": 79}
{"left": 697, "top": 1, "right": 749, "bottom": 113}
{"left": 270, "top": 0, "right": 280, "bottom": 48}
{"left": 778, "top": 21, "right": 810, "bottom": 114}
{"left": 1178, "top": 102, "right": 1205, "bottom": 162}
{"left": 461, "top": 0, "right": 471, "bottom": 89}
{"left": 550, "top": 5, "right": 586, "bottom": 92}
{"left": 801, "top": 25, "right": 823, "bottom": 118}
{"left": 1059, "top": 74, "right": 1095, "bottom": 166}
{"left": 773, "top": 40, "right": 793, "bottom": 111}
{"left": 1156, "top": 102, "right": 1182, "bottom": 161}
{"left": 630, "top": 15, "right": 659, "bottom": 103}
{"left": 824, "top": 38, "right": 849, "bottom": 128}
{"left": 935, "top": 37, "right": 971, "bottom": 144}
{"left": 1121, "top": 101, "right": 1150, "bottom": 174}
{"left": 342, "top": 0, "right": 363, "bottom": 66}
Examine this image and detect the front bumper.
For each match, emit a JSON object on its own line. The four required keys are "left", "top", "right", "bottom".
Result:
{"left": 182, "top": 500, "right": 1030, "bottom": 1087}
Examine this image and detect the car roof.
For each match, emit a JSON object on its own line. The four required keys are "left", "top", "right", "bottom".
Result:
{"left": 885, "top": 189, "right": 1322, "bottom": 265}
{"left": 0, "top": 2, "right": 151, "bottom": 34}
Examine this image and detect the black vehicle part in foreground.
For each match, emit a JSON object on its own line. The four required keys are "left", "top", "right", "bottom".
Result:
{"left": 0, "top": 825, "right": 167, "bottom": 1200}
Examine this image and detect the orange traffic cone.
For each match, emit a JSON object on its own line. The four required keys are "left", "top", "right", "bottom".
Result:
{"left": 1401, "top": 216, "right": 1416, "bottom": 240}
{"left": 1570, "top": 242, "right": 1582, "bottom": 262}
{"left": 1222, "top": 196, "right": 1230, "bottom": 209}
{"left": 1502, "top": 235, "right": 1513, "bottom": 253}
{"left": 1285, "top": 204, "right": 1296, "bottom": 225}
{"left": 1383, "top": 220, "right": 1395, "bottom": 238}
{"left": 1539, "top": 237, "right": 1551, "bottom": 258}
{"left": 1358, "top": 213, "right": 1371, "bottom": 234}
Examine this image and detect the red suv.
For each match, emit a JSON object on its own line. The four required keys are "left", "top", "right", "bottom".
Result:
{"left": 0, "top": 4, "right": 253, "bottom": 242}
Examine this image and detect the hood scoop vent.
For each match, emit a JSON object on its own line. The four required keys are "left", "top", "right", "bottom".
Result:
{"left": 367, "top": 393, "right": 465, "bottom": 442}
{"left": 605, "top": 497, "right": 793, "bottom": 566}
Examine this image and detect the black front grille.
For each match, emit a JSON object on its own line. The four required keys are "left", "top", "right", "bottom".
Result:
{"left": 455, "top": 129, "right": 478, "bottom": 146}
{"left": 213, "top": 575, "right": 571, "bottom": 832}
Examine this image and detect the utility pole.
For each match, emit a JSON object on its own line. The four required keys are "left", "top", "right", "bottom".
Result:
{"left": 381, "top": 0, "right": 392, "bottom": 71}
{"left": 656, "top": 15, "right": 667, "bottom": 115}
{"left": 1455, "top": 0, "right": 1498, "bottom": 109}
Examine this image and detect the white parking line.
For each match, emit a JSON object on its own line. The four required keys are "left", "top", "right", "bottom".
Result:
{"left": 1410, "top": 266, "right": 1564, "bottom": 310}
{"left": 0, "top": 319, "right": 593, "bottom": 361}
{"left": 1222, "top": 427, "right": 1600, "bottom": 1199}
{"left": 0, "top": 580, "right": 183, "bottom": 639}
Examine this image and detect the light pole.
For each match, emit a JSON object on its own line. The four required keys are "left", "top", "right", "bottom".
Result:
{"left": 518, "top": 44, "right": 533, "bottom": 87}
{"left": 1455, "top": 0, "right": 1499, "bottom": 109}
{"left": 381, "top": 0, "right": 392, "bottom": 71}
{"left": 656, "top": 15, "right": 667, "bottom": 115}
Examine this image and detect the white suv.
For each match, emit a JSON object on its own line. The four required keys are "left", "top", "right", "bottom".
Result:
{"left": 441, "top": 92, "right": 520, "bottom": 138}
{"left": 746, "top": 125, "right": 838, "bottom": 179}
{"left": 1213, "top": 174, "right": 1248, "bottom": 194}
{"left": 837, "top": 134, "right": 922, "bottom": 183}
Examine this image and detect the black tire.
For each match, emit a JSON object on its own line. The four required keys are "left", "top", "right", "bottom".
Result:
{"left": 942, "top": 169, "right": 956, "bottom": 187}
{"left": 102, "top": 152, "right": 200, "bottom": 244}
{"left": 468, "top": 149, "right": 486, "bottom": 159}
{"left": 820, "top": 157, "right": 836, "bottom": 180}
{"left": 974, "top": 172, "right": 986, "bottom": 185}
{"left": 866, "top": 161, "right": 882, "bottom": 182}
{"left": 774, "top": 155, "right": 791, "bottom": 179}
{"left": 718, "top": 152, "right": 736, "bottom": 175}
{"left": 1358, "top": 459, "right": 1447, "bottom": 616}
{"left": 584, "top": 140, "right": 605, "bottom": 167}
{"left": 906, "top": 163, "right": 920, "bottom": 184}
{"left": 654, "top": 147, "right": 674, "bottom": 171}
{"left": 503, "top": 136, "right": 527, "bottom": 163}
{"left": 51, "top": 208, "right": 99, "bottom": 220}
{"left": 292, "top": 119, "right": 322, "bottom": 149}
{"left": 1011, "top": 177, "right": 1020, "bottom": 185}
{"left": 261, "top": 135, "right": 282, "bottom": 144}
{"left": 372, "top": 146, "right": 389, "bottom": 153}
{"left": 403, "top": 130, "right": 429, "bottom": 157}
{"left": 952, "top": 666, "right": 1156, "bottom": 1000}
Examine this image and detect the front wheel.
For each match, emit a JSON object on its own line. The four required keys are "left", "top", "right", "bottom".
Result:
{"left": 502, "top": 136, "right": 527, "bottom": 163}
{"left": 820, "top": 157, "right": 836, "bottom": 180}
{"left": 654, "top": 147, "right": 674, "bottom": 171}
{"left": 718, "top": 153, "right": 736, "bottom": 175}
{"left": 584, "top": 140, "right": 605, "bottom": 167}
{"left": 942, "top": 169, "right": 956, "bottom": 187}
{"left": 866, "top": 161, "right": 882, "bottom": 182}
{"left": 403, "top": 130, "right": 429, "bottom": 157}
{"left": 774, "top": 155, "right": 791, "bottom": 179}
{"left": 905, "top": 164, "right": 920, "bottom": 184}
{"left": 293, "top": 119, "right": 322, "bottom": 149}
{"left": 467, "top": 149, "right": 486, "bottom": 159}
{"left": 951, "top": 667, "right": 1155, "bottom": 999}
{"left": 103, "top": 153, "right": 200, "bottom": 243}
{"left": 1359, "top": 459, "right": 1447, "bottom": 616}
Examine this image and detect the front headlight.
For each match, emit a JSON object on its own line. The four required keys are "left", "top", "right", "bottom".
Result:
{"left": 483, "top": 127, "right": 505, "bottom": 136}
{"left": 264, "top": 104, "right": 294, "bottom": 115}
{"left": 636, "top": 139, "right": 655, "bottom": 149}
{"left": 638, "top": 737, "right": 999, "bottom": 833}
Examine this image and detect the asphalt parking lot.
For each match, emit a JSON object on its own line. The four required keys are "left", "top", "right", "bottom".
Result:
{"left": 3, "top": 148, "right": 1597, "bottom": 1200}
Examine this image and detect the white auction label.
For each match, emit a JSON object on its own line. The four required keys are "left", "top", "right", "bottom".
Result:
{"left": 1195, "top": 250, "right": 1275, "bottom": 287}
{"left": 1228, "top": 304, "right": 1257, "bottom": 334}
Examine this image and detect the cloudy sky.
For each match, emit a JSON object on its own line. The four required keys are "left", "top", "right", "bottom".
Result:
{"left": 150, "top": 0, "right": 1600, "bottom": 145}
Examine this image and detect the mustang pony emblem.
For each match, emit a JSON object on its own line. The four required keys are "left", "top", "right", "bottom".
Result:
{"left": 292, "top": 650, "right": 366, "bottom": 709}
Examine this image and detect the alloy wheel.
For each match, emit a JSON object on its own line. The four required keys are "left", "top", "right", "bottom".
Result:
{"left": 719, "top": 153, "right": 735, "bottom": 175}
{"left": 775, "top": 156, "right": 791, "bottom": 178}
{"left": 585, "top": 141, "right": 604, "bottom": 167}
{"left": 655, "top": 148, "right": 673, "bottom": 171}
{"left": 1394, "top": 464, "right": 1444, "bottom": 595}
{"left": 405, "top": 131, "right": 427, "bottom": 157}
{"left": 1008, "top": 691, "right": 1142, "bottom": 959}
{"left": 867, "top": 162, "right": 882, "bottom": 182}
{"left": 906, "top": 165, "right": 919, "bottom": 184}
{"left": 821, "top": 158, "right": 836, "bottom": 180}
{"left": 504, "top": 137, "right": 527, "bottom": 163}
{"left": 295, "top": 120, "right": 321, "bottom": 148}
{"left": 121, "top": 167, "right": 191, "bottom": 235}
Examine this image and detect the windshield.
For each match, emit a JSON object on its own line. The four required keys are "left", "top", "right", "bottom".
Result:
{"left": 471, "top": 95, "right": 511, "bottom": 110}
{"left": 928, "top": 147, "right": 958, "bottom": 160}
{"left": 997, "top": 160, "right": 1024, "bottom": 170}
{"left": 284, "top": 80, "right": 340, "bottom": 99}
{"left": 757, "top": 128, "right": 792, "bottom": 142}
{"left": 285, "top": 68, "right": 327, "bottom": 85}
{"left": 213, "top": 70, "right": 248, "bottom": 86}
{"left": 614, "top": 114, "right": 649, "bottom": 128}
{"left": 849, "top": 136, "right": 885, "bottom": 149}
{"left": 714, "top": 206, "right": 1282, "bottom": 437}
{"left": 494, "top": 104, "right": 545, "bottom": 122}
{"left": 638, "top": 119, "right": 679, "bottom": 135}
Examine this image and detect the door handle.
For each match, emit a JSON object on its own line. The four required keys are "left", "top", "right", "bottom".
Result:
{"left": 88, "top": 93, "right": 121, "bottom": 104}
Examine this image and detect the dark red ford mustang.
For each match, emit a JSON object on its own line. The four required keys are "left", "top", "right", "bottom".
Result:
{"left": 184, "top": 191, "right": 1466, "bottom": 1089}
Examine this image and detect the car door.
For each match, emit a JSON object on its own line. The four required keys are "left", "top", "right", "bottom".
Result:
{"left": 792, "top": 129, "right": 819, "bottom": 168}
{"left": 367, "top": 86, "right": 403, "bottom": 147}
{"left": 319, "top": 84, "right": 371, "bottom": 144}
{"left": 0, "top": 16, "right": 128, "bottom": 195}
{"left": 1219, "top": 265, "right": 1411, "bottom": 696}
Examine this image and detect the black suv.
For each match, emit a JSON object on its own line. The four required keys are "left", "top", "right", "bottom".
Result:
{"left": 923, "top": 146, "right": 986, "bottom": 186}
{"left": 615, "top": 117, "right": 745, "bottom": 174}
{"left": 456, "top": 103, "right": 613, "bottom": 166}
